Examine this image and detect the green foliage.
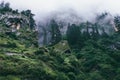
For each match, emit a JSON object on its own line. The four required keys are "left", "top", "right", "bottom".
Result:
{"left": 21, "top": 10, "right": 36, "bottom": 29}
{"left": 0, "top": 6, "right": 120, "bottom": 80}
{"left": 67, "top": 24, "right": 83, "bottom": 49}
{"left": 0, "top": 1, "right": 12, "bottom": 13}
{"left": 0, "top": 75, "right": 21, "bottom": 80}
{"left": 49, "top": 20, "right": 62, "bottom": 45}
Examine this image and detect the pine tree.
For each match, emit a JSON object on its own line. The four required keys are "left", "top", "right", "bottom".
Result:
{"left": 49, "top": 20, "right": 62, "bottom": 45}
{"left": 66, "top": 24, "right": 83, "bottom": 49}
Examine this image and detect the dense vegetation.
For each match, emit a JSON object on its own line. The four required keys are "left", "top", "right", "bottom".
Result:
{"left": 0, "top": 1, "right": 120, "bottom": 80}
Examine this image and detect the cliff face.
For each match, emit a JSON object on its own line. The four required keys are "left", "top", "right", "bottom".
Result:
{"left": 0, "top": 12, "right": 30, "bottom": 31}
{"left": 0, "top": 8, "right": 38, "bottom": 49}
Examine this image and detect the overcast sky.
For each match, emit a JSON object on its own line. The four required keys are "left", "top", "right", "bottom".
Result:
{"left": 1, "top": 0, "right": 120, "bottom": 21}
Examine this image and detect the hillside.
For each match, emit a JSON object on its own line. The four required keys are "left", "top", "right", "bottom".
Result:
{"left": 0, "top": 22, "right": 120, "bottom": 80}
{"left": 0, "top": 1, "right": 120, "bottom": 80}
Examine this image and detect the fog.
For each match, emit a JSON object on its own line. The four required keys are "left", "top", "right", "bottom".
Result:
{"left": 2, "top": 0, "right": 120, "bottom": 22}
{"left": 1, "top": 0, "right": 120, "bottom": 46}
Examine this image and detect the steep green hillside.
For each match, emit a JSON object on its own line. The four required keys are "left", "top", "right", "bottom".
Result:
{"left": 0, "top": 22, "right": 120, "bottom": 80}
{"left": 0, "top": 2, "right": 120, "bottom": 80}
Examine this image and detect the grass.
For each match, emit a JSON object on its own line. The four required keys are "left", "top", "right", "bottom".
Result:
{"left": 54, "top": 40, "right": 70, "bottom": 53}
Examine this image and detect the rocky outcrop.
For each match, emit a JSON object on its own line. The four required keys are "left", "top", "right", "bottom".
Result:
{"left": 0, "top": 12, "right": 30, "bottom": 32}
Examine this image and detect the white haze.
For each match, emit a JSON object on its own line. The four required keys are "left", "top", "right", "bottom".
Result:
{"left": 1, "top": 0, "right": 120, "bottom": 46}
{"left": 1, "top": 0, "right": 120, "bottom": 22}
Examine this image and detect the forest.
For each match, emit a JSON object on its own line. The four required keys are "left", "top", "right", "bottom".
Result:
{"left": 0, "top": 1, "right": 120, "bottom": 80}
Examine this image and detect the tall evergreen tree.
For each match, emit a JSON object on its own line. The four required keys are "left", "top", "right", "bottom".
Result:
{"left": 66, "top": 24, "right": 83, "bottom": 49}
{"left": 49, "top": 20, "right": 62, "bottom": 45}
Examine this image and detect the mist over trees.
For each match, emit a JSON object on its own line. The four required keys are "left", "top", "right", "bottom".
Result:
{"left": 0, "top": 1, "right": 120, "bottom": 80}
{"left": 37, "top": 11, "right": 120, "bottom": 47}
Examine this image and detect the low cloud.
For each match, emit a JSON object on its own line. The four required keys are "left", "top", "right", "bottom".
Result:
{"left": 2, "top": 0, "right": 120, "bottom": 21}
